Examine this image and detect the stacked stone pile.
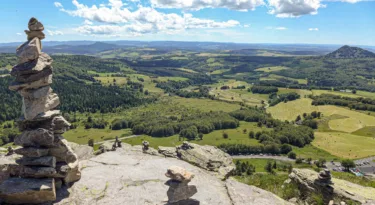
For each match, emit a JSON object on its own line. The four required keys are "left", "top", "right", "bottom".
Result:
{"left": 165, "top": 166, "right": 198, "bottom": 204}
{"left": 318, "top": 169, "right": 332, "bottom": 184}
{"left": 0, "top": 17, "right": 80, "bottom": 204}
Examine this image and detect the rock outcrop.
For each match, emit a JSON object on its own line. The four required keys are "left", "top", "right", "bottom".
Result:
{"left": 289, "top": 168, "right": 375, "bottom": 204}
{"left": 52, "top": 143, "right": 292, "bottom": 205}
{"left": 154, "top": 142, "right": 235, "bottom": 179}
{"left": 0, "top": 17, "right": 80, "bottom": 204}
{"left": 176, "top": 142, "right": 236, "bottom": 179}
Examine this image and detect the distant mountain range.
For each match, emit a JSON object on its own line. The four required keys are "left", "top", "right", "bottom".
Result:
{"left": 326, "top": 45, "right": 375, "bottom": 59}
{"left": 0, "top": 41, "right": 374, "bottom": 56}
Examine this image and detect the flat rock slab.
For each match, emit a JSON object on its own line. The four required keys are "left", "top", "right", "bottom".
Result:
{"left": 15, "top": 147, "right": 49, "bottom": 157}
{"left": 9, "top": 74, "right": 52, "bottom": 91}
{"left": 55, "top": 147, "right": 291, "bottom": 205}
{"left": 14, "top": 128, "right": 54, "bottom": 147}
{"left": 16, "top": 156, "right": 56, "bottom": 167}
{"left": 11, "top": 52, "right": 52, "bottom": 76}
{"left": 225, "top": 179, "right": 292, "bottom": 205}
{"left": 21, "top": 89, "right": 60, "bottom": 120}
{"left": 0, "top": 177, "right": 56, "bottom": 204}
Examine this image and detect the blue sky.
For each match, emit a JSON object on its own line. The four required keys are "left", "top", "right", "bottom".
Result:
{"left": 1, "top": 0, "right": 374, "bottom": 45}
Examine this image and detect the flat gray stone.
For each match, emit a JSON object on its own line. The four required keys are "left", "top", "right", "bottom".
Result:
{"left": 14, "top": 128, "right": 54, "bottom": 147}
{"left": 9, "top": 74, "right": 52, "bottom": 91}
{"left": 158, "top": 146, "right": 177, "bottom": 158}
{"left": 10, "top": 52, "right": 52, "bottom": 77}
{"left": 20, "top": 86, "right": 60, "bottom": 120}
{"left": 176, "top": 142, "right": 235, "bottom": 179}
{"left": 17, "top": 111, "right": 61, "bottom": 131}
{"left": 52, "top": 116, "right": 71, "bottom": 134}
{"left": 0, "top": 177, "right": 56, "bottom": 204}
{"left": 15, "top": 67, "right": 52, "bottom": 83}
{"left": 49, "top": 135, "right": 79, "bottom": 166}
{"left": 225, "top": 179, "right": 293, "bottom": 205}
{"left": 21, "top": 166, "right": 57, "bottom": 178}
{"left": 16, "top": 37, "right": 41, "bottom": 64}
{"left": 15, "top": 147, "right": 49, "bottom": 157}
{"left": 25, "top": 30, "right": 45, "bottom": 41}
{"left": 16, "top": 156, "right": 56, "bottom": 168}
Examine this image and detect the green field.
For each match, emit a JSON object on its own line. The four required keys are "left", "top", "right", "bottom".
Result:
{"left": 311, "top": 89, "right": 375, "bottom": 99}
{"left": 170, "top": 96, "right": 241, "bottom": 112}
{"left": 267, "top": 98, "right": 318, "bottom": 121}
{"left": 208, "top": 80, "right": 267, "bottom": 107}
{"left": 177, "top": 68, "right": 198, "bottom": 73}
{"left": 268, "top": 98, "right": 375, "bottom": 133}
{"left": 255, "top": 66, "right": 289, "bottom": 73}
{"left": 260, "top": 74, "right": 307, "bottom": 85}
{"left": 156, "top": 76, "right": 189, "bottom": 82}
{"left": 64, "top": 126, "right": 133, "bottom": 145}
{"left": 292, "top": 145, "right": 340, "bottom": 161}
{"left": 313, "top": 132, "right": 375, "bottom": 159}
{"left": 95, "top": 76, "right": 128, "bottom": 86}
{"left": 352, "top": 126, "right": 375, "bottom": 138}
{"left": 211, "top": 69, "right": 230, "bottom": 75}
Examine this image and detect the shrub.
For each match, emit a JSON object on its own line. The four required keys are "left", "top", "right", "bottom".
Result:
{"left": 342, "top": 159, "right": 355, "bottom": 171}
{"left": 288, "top": 152, "right": 297, "bottom": 159}
{"left": 88, "top": 139, "right": 94, "bottom": 147}
{"left": 295, "top": 158, "right": 303, "bottom": 164}
{"left": 180, "top": 126, "right": 198, "bottom": 140}
{"left": 223, "top": 132, "right": 229, "bottom": 139}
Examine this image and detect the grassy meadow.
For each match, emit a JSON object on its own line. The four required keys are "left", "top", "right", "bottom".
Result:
{"left": 267, "top": 97, "right": 375, "bottom": 159}
{"left": 312, "top": 132, "right": 375, "bottom": 159}
{"left": 255, "top": 66, "right": 289, "bottom": 73}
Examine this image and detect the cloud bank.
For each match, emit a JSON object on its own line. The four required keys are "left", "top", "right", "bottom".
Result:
{"left": 55, "top": 0, "right": 240, "bottom": 36}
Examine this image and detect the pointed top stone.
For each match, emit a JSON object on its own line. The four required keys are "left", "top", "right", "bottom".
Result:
{"left": 28, "top": 17, "right": 44, "bottom": 31}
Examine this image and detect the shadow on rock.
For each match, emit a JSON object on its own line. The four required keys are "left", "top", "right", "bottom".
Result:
{"left": 54, "top": 185, "right": 71, "bottom": 203}
{"left": 165, "top": 199, "right": 200, "bottom": 205}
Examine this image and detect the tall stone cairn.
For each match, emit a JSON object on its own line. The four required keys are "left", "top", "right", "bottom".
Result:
{"left": 0, "top": 17, "right": 81, "bottom": 204}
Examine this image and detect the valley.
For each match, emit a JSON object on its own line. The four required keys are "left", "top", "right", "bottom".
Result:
{"left": 1, "top": 42, "right": 375, "bottom": 201}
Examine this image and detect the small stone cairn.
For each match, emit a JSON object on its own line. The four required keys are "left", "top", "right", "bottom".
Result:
{"left": 165, "top": 166, "right": 198, "bottom": 204}
{"left": 142, "top": 140, "right": 150, "bottom": 151}
{"left": 0, "top": 18, "right": 80, "bottom": 204}
{"left": 318, "top": 169, "right": 332, "bottom": 184}
{"left": 6, "top": 146, "right": 14, "bottom": 156}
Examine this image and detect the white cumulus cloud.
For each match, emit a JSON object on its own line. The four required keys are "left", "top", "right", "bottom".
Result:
{"left": 268, "top": 0, "right": 324, "bottom": 18}
{"left": 54, "top": 2, "right": 63, "bottom": 8}
{"left": 83, "top": 20, "right": 93, "bottom": 25}
{"left": 16, "top": 33, "right": 22, "bottom": 36}
{"left": 58, "top": 0, "right": 241, "bottom": 36}
{"left": 47, "top": 30, "right": 64, "bottom": 36}
{"left": 150, "top": 0, "right": 265, "bottom": 11}
{"left": 308, "top": 27, "right": 319, "bottom": 31}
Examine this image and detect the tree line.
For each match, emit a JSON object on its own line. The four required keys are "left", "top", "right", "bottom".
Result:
{"left": 311, "top": 94, "right": 375, "bottom": 112}
{"left": 269, "top": 92, "right": 300, "bottom": 106}
{"left": 112, "top": 111, "right": 239, "bottom": 138}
